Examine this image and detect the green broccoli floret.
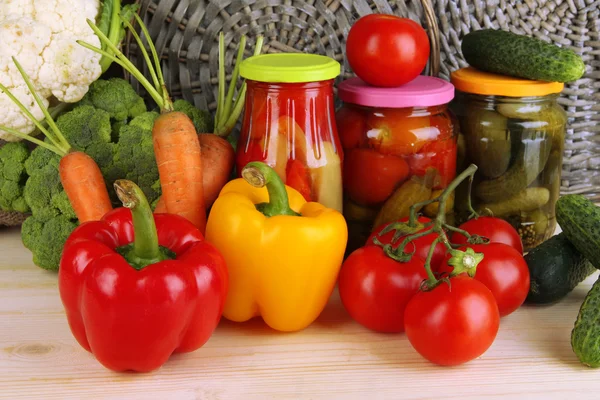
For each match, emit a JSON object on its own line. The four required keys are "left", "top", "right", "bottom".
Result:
{"left": 58, "top": 105, "right": 112, "bottom": 150}
{"left": 24, "top": 147, "right": 72, "bottom": 221}
{"left": 21, "top": 214, "right": 78, "bottom": 271}
{"left": 173, "top": 99, "right": 214, "bottom": 133}
{"left": 80, "top": 78, "right": 147, "bottom": 123}
{"left": 0, "top": 142, "right": 30, "bottom": 212}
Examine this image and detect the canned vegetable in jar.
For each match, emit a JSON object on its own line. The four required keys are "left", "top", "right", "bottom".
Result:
{"left": 450, "top": 67, "right": 567, "bottom": 251}
{"left": 336, "top": 76, "right": 457, "bottom": 254}
{"left": 237, "top": 53, "right": 343, "bottom": 212}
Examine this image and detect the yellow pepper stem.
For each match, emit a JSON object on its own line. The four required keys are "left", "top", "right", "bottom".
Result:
{"left": 241, "top": 162, "right": 300, "bottom": 217}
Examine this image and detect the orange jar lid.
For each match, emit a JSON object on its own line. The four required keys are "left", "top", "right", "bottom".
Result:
{"left": 450, "top": 67, "right": 564, "bottom": 97}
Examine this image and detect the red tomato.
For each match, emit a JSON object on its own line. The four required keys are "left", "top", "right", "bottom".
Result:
{"left": 286, "top": 159, "right": 312, "bottom": 201}
{"left": 367, "top": 216, "right": 446, "bottom": 270}
{"left": 407, "top": 137, "right": 457, "bottom": 189}
{"left": 338, "top": 245, "right": 428, "bottom": 333}
{"left": 439, "top": 243, "right": 530, "bottom": 317}
{"left": 346, "top": 14, "right": 430, "bottom": 87}
{"left": 451, "top": 217, "right": 524, "bottom": 254}
{"left": 343, "top": 148, "right": 410, "bottom": 206}
{"left": 336, "top": 106, "right": 367, "bottom": 150}
{"left": 366, "top": 109, "right": 433, "bottom": 156}
{"left": 404, "top": 276, "right": 500, "bottom": 366}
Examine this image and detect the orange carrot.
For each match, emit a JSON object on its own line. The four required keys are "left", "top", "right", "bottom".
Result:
{"left": 0, "top": 57, "right": 112, "bottom": 224}
{"left": 59, "top": 151, "right": 113, "bottom": 223}
{"left": 153, "top": 112, "right": 206, "bottom": 231}
{"left": 198, "top": 134, "right": 235, "bottom": 207}
{"left": 152, "top": 134, "right": 234, "bottom": 213}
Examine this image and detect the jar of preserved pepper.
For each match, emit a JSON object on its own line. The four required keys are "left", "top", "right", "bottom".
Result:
{"left": 336, "top": 76, "right": 457, "bottom": 254}
{"left": 236, "top": 53, "right": 343, "bottom": 212}
{"left": 450, "top": 67, "right": 567, "bottom": 251}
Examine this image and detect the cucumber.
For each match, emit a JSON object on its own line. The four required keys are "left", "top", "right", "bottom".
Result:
{"left": 525, "top": 233, "right": 596, "bottom": 304}
{"left": 478, "top": 187, "right": 549, "bottom": 218}
{"left": 572, "top": 274, "right": 600, "bottom": 367}
{"left": 556, "top": 194, "right": 600, "bottom": 269}
{"left": 461, "top": 29, "right": 585, "bottom": 83}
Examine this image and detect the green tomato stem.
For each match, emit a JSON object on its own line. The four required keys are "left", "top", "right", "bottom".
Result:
{"left": 241, "top": 161, "right": 300, "bottom": 217}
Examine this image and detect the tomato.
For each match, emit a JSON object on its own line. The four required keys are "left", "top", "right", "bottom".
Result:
{"left": 366, "top": 109, "right": 434, "bottom": 156}
{"left": 346, "top": 14, "right": 430, "bottom": 87}
{"left": 338, "top": 245, "right": 428, "bottom": 333}
{"left": 404, "top": 276, "right": 500, "bottom": 366}
{"left": 286, "top": 159, "right": 312, "bottom": 201}
{"left": 343, "top": 148, "right": 409, "bottom": 206}
{"left": 367, "top": 216, "right": 446, "bottom": 270}
{"left": 336, "top": 106, "right": 367, "bottom": 150}
{"left": 451, "top": 217, "right": 524, "bottom": 254}
{"left": 407, "top": 137, "right": 457, "bottom": 189}
{"left": 439, "top": 243, "right": 530, "bottom": 317}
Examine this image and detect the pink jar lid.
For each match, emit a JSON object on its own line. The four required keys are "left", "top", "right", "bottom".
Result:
{"left": 337, "top": 76, "right": 455, "bottom": 108}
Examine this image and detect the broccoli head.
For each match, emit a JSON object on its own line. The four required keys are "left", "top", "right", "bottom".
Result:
{"left": 57, "top": 105, "right": 112, "bottom": 151}
{"left": 173, "top": 99, "right": 214, "bottom": 134}
{"left": 21, "top": 214, "right": 78, "bottom": 271}
{"left": 79, "top": 78, "right": 147, "bottom": 123}
{"left": 0, "top": 142, "right": 30, "bottom": 212}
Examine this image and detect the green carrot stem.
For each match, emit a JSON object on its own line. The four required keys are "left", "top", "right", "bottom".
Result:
{"left": 131, "top": 13, "right": 167, "bottom": 95}
{"left": 0, "top": 125, "right": 64, "bottom": 156}
{"left": 221, "top": 35, "right": 247, "bottom": 125}
{"left": 216, "top": 33, "right": 226, "bottom": 128}
{"left": 120, "top": 16, "right": 161, "bottom": 93}
{"left": 77, "top": 40, "right": 164, "bottom": 107}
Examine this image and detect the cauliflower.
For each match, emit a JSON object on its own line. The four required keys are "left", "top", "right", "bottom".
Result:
{"left": 0, "top": 0, "right": 136, "bottom": 141}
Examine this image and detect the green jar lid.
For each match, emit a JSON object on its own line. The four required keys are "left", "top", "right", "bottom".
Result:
{"left": 240, "top": 53, "right": 340, "bottom": 83}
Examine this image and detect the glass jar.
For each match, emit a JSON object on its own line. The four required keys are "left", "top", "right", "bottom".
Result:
{"left": 450, "top": 67, "right": 567, "bottom": 251}
{"left": 236, "top": 53, "right": 343, "bottom": 212}
{"left": 336, "top": 76, "right": 457, "bottom": 254}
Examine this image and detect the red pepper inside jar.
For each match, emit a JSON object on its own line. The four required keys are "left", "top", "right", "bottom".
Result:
{"left": 236, "top": 54, "right": 343, "bottom": 212}
{"left": 336, "top": 76, "right": 458, "bottom": 254}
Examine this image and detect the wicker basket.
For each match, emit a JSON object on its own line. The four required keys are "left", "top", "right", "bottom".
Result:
{"left": 0, "top": 0, "right": 597, "bottom": 226}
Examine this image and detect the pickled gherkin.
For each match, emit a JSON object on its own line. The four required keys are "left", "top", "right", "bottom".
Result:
{"left": 450, "top": 84, "right": 567, "bottom": 251}
{"left": 460, "top": 107, "right": 511, "bottom": 179}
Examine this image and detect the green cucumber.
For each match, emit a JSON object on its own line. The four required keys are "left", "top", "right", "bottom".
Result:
{"left": 525, "top": 233, "right": 596, "bottom": 304}
{"left": 461, "top": 29, "right": 585, "bottom": 83}
{"left": 572, "top": 274, "right": 600, "bottom": 367}
{"left": 556, "top": 194, "right": 600, "bottom": 269}
{"left": 478, "top": 187, "right": 549, "bottom": 218}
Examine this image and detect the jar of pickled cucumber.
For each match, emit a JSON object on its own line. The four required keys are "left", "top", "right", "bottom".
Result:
{"left": 450, "top": 67, "right": 567, "bottom": 251}
{"left": 336, "top": 76, "right": 457, "bottom": 255}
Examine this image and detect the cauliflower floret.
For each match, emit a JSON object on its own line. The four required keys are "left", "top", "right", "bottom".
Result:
{"left": 39, "top": 32, "right": 102, "bottom": 102}
{"left": 0, "top": 85, "right": 49, "bottom": 142}
{"left": 0, "top": 0, "right": 102, "bottom": 141}
{"left": 0, "top": 17, "right": 52, "bottom": 96}
{"left": 34, "top": 0, "right": 101, "bottom": 37}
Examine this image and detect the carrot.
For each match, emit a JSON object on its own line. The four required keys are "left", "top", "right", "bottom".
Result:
{"left": 153, "top": 134, "right": 235, "bottom": 212}
{"left": 81, "top": 19, "right": 263, "bottom": 225}
{"left": 80, "top": 14, "right": 210, "bottom": 231}
{"left": 153, "top": 112, "right": 206, "bottom": 230}
{"left": 0, "top": 57, "right": 112, "bottom": 223}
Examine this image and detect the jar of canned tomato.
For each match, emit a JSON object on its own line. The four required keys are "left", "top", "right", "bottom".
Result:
{"left": 236, "top": 53, "right": 343, "bottom": 212}
{"left": 336, "top": 76, "right": 458, "bottom": 254}
{"left": 450, "top": 67, "right": 567, "bottom": 250}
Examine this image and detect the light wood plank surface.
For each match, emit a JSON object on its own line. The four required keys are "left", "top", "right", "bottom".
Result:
{"left": 1, "top": 226, "right": 600, "bottom": 399}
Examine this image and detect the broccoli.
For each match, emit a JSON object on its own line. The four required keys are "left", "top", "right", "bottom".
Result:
{"left": 173, "top": 99, "right": 214, "bottom": 134}
{"left": 0, "top": 142, "right": 30, "bottom": 212}
{"left": 79, "top": 78, "right": 147, "bottom": 136}
{"left": 19, "top": 79, "right": 162, "bottom": 272}
{"left": 21, "top": 214, "right": 78, "bottom": 271}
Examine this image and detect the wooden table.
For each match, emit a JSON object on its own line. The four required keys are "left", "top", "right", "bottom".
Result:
{"left": 1, "top": 226, "right": 600, "bottom": 399}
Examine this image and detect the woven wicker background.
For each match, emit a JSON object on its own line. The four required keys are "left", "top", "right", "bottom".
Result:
{"left": 125, "top": 0, "right": 599, "bottom": 198}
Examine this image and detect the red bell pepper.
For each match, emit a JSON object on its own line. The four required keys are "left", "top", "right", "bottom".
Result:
{"left": 58, "top": 180, "right": 228, "bottom": 372}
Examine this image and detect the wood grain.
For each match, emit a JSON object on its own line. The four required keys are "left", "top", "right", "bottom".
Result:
{"left": 1, "top": 227, "right": 600, "bottom": 399}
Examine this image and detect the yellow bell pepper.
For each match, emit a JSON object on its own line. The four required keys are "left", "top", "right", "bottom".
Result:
{"left": 205, "top": 161, "right": 348, "bottom": 332}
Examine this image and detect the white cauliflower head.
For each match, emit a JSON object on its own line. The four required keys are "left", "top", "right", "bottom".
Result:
{"left": 0, "top": 0, "right": 102, "bottom": 141}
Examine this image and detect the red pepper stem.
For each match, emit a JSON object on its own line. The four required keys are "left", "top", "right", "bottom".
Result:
{"left": 241, "top": 161, "right": 300, "bottom": 217}
{"left": 114, "top": 179, "right": 163, "bottom": 268}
